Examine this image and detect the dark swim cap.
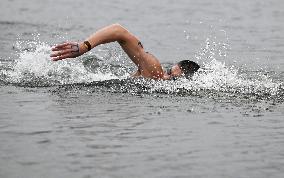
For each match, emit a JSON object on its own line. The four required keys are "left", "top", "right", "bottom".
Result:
{"left": 178, "top": 60, "right": 200, "bottom": 78}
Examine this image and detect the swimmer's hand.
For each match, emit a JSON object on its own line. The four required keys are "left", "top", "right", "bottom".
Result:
{"left": 50, "top": 42, "right": 87, "bottom": 61}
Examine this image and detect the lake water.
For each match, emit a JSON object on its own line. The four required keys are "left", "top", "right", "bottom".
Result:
{"left": 0, "top": 0, "right": 284, "bottom": 178}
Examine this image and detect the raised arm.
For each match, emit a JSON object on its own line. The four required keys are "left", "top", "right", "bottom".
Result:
{"left": 51, "top": 24, "right": 164, "bottom": 79}
{"left": 50, "top": 24, "right": 144, "bottom": 67}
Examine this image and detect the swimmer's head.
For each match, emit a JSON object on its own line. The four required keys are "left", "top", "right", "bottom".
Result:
{"left": 167, "top": 60, "right": 200, "bottom": 79}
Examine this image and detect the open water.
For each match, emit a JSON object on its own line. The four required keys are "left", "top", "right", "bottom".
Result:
{"left": 0, "top": 0, "right": 284, "bottom": 178}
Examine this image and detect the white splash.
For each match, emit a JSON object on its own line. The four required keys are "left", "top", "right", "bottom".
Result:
{"left": 5, "top": 43, "right": 123, "bottom": 85}
{"left": 2, "top": 40, "right": 282, "bottom": 97}
{"left": 136, "top": 59, "right": 282, "bottom": 96}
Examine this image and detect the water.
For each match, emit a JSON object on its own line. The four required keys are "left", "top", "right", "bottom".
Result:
{"left": 0, "top": 0, "right": 284, "bottom": 178}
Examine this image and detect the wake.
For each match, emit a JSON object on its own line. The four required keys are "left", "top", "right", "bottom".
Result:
{"left": 0, "top": 41, "right": 283, "bottom": 102}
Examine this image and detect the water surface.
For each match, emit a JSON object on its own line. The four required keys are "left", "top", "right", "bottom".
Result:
{"left": 0, "top": 0, "right": 284, "bottom": 178}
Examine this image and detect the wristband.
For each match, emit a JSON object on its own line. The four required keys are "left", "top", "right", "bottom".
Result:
{"left": 83, "top": 41, "right": 92, "bottom": 51}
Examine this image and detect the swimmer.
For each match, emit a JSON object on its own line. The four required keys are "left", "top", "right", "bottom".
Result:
{"left": 50, "top": 24, "right": 200, "bottom": 80}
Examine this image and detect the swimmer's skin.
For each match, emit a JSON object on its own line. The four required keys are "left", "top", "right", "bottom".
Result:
{"left": 50, "top": 24, "right": 182, "bottom": 80}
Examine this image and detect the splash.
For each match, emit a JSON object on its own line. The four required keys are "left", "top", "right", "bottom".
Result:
{"left": 193, "top": 59, "right": 281, "bottom": 95}
{"left": 130, "top": 59, "right": 282, "bottom": 98}
{"left": 127, "top": 34, "right": 283, "bottom": 98}
{"left": 0, "top": 39, "right": 283, "bottom": 101}
{"left": 2, "top": 42, "right": 124, "bottom": 86}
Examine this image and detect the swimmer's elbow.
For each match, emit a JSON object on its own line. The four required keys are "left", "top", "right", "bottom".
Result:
{"left": 111, "top": 23, "right": 129, "bottom": 43}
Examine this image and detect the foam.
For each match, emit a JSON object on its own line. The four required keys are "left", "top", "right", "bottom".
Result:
{"left": 4, "top": 42, "right": 123, "bottom": 86}
{"left": 1, "top": 41, "right": 283, "bottom": 98}
{"left": 133, "top": 59, "right": 282, "bottom": 96}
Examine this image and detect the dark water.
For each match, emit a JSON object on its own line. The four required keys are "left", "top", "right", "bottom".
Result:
{"left": 0, "top": 0, "right": 284, "bottom": 178}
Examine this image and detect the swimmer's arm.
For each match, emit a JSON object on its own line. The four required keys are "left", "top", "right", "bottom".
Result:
{"left": 51, "top": 24, "right": 144, "bottom": 65}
